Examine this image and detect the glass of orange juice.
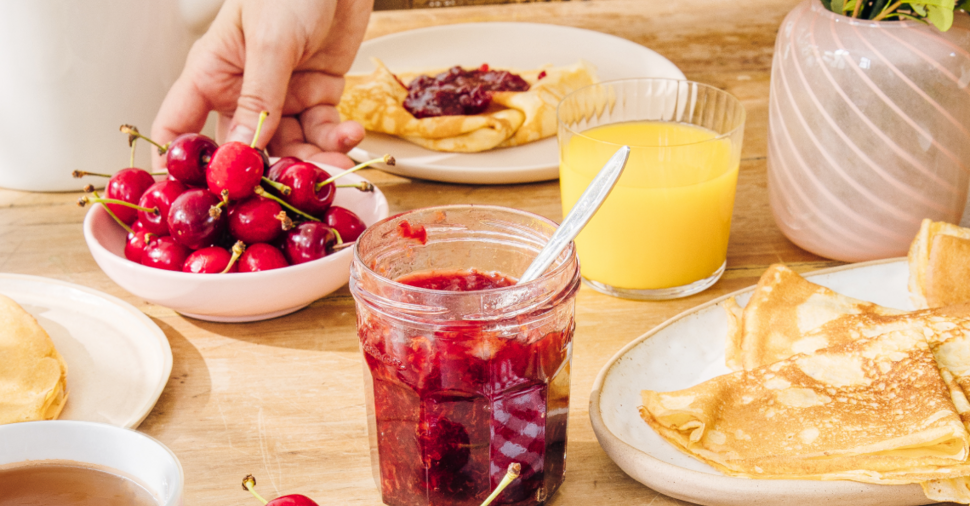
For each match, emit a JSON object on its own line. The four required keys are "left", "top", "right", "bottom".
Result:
{"left": 557, "top": 79, "right": 746, "bottom": 299}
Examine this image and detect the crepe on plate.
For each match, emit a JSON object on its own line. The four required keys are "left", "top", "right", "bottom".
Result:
{"left": 337, "top": 59, "right": 597, "bottom": 153}
{"left": 641, "top": 327, "right": 970, "bottom": 483}
{"left": 723, "top": 264, "right": 906, "bottom": 371}
{"left": 0, "top": 293, "right": 68, "bottom": 424}
{"left": 909, "top": 219, "right": 970, "bottom": 309}
{"left": 720, "top": 264, "right": 970, "bottom": 501}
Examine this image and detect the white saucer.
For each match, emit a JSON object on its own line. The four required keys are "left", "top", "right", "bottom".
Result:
{"left": 0, "top": 274, "right": 172, "bottom": 429}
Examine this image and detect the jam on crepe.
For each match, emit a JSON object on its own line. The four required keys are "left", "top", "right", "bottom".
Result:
{"left": 403, "top": 64, "right": 531, "bottom": 118}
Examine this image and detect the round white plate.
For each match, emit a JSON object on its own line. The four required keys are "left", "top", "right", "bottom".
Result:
{"left": 348, "top": 22, "right": 686, "bottom": 185}
{"left": 590, "top": 259, "right": 933, "bottom": 506}
{"left": 0, "top": 274, "right": 172, "bottom": 429}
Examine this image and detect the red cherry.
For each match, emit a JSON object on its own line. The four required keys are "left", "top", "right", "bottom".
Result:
{"left": 141, "top": 236, "right": 190, "bottom": 271}
{"left": 324, "top": 206, "right": 366, "bottom": 242}
{"left": 266, "top": 156, "right": 301, "bottom": 184}
{"left": 274, "top": 163, "right": 334, "bottom": 217}
{"left": 207, "top": 142, "right": 264, "bottom": 200}
{"left": 138, "top": 180, "right": 187, "bottom": 235}
{"left": 266, "top": 495, "right": 319, "bottom": 506}
{"left": 167, "top": 133, "right": 217, "bottom": 187}
{"left": 105, "top": 168, "right": 155, "bottom": 225}
{"left": 282, "top": 222, "right": 339, "bottom": 265}
{"left": 168, "top": 189, "right": 226, "bottom": 249}
{"left": 238, "top": 243, "right": 289, "bottom": 272}
{"left": 228, "top": 196, "right": 288, "bottom": 244}
{"left": 131, "top": 219, "right": 147, "bottom": 234}
{"left": 183, "top": 246, "right": 237, "bottom": 273}
{"left": 124, "top": 230, "right": 154, "bottom": 263}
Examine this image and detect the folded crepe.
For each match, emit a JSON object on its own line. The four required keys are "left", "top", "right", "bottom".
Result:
{"left": 0, "top": 294, "right": 68, "bottom": 424}
{"left": 641, "top": 328, "right": 970, "bottom": 483}
{"left": 909, "top": 219, "right": 970, "bottom": 309}
{"left": 338, "top": 59, "right": 597, "bottom": 153}
{"left": 721, "top": 264, "right": 970, "bottom": 501}
{"left": 725, "top": 264, "right": 905, "bottom": 371}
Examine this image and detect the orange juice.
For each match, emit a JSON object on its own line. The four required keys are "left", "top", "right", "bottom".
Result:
{"left": 560, "top": 120, "right": 739, "bottom": 290}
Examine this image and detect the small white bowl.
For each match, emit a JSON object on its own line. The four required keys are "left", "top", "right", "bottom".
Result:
{"left": 83, "top": 171, "right": 389, "bottom": 322}
{"left": 0, "top": 420, "right": 183, "bottom": 506}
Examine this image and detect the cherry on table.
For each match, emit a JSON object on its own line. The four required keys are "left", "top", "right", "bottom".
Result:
{"left": 104, "top": 168, "right": 156, "bottom": 225}
{"left": 238, "top": 243, "right": 289, "bottom": 272}
{"left": 282, "top": 222, "right": 339, "bottom": 265}
{"left": 168, "top": 189, "right": 226, "bottom": 250}
{"left": 141, "top": 236, "right": 190, "bottom": 271}
{"left": 229, "top": 196, "right": 290, "bottom": 244}
{"left": 167, "top": 133, "right": 217, "bottom": 187}
{"left": 324, "top": 206, "right": 366, "bottom": 242}
{"left": 138, "top": 180, "right": 188, "bottom": 235}
{"left": 183, "top": 246, "right": 237, "bottom": 273}
{"left": 241, "top": 475, "right": 318, "bottom": 506}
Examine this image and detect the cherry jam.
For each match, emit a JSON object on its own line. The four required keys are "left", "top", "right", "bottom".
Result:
{"left": 357, "top": 270, "right": 573, "bottom": 506}
{"left": 403, "top": 64, "right": 531, "bottom": 118}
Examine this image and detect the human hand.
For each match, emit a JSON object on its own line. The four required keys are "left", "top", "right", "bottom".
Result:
{"left": 151, "top": 0, "right": 371, "bottom": 170}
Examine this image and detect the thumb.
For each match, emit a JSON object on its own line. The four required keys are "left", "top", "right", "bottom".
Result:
{"left": 225, "top": 40, "right": 296, "bottom": 148}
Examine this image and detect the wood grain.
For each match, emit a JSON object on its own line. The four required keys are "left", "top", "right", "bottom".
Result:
{"left": 0, "top": 0, "right": 892, "bottom": 505}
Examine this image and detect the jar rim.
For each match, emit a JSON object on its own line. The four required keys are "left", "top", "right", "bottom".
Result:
{"left": 352, "top": 204, "right": 578, "bottom": 295}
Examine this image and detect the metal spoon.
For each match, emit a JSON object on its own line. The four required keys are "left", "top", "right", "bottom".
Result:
{"left": 518, "top": 145, "right": 631, "bottom": 284}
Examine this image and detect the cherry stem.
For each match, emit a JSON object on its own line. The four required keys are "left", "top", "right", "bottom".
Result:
{"left": 251, "top": 111, "right": 270, "bottom": 149}
{"left": 241, "top": 475, "right": 268, "bottom": 506}
{"left": 253, "top": 186, "right": 320, "bottom": 222}
{"left": 89, "top": 190, "right": 133, "bottom": 234}
{"left": 333, "top": 228, "right": 344, "bottom": 245}
{"left": 77, "top": 195, "right": 159, "bottom": 215}
{"left": 73, "top": 170, "right": 111, "bottom": 179}
{"left": 222, "top": 241, "right": 246, "bottom": 274}
{"left": 129, "top": 137, "right": 137, "bottom": 168}
{"left": 317, "top": 155, "right": 394, "bottom": 190}
{"left": 479, "top": 463, "right": 521, "bottom": 506}
{"left": 261, "top": 176, "right": 292, "bottom": 196}
{"left": 337, "top": 181, "right": 375, "bottom": 192}
{"left": 275, "top": 211, "right": 294, "bottom": 231}
{"left": 120, "top": 124, "right": 168, "bottom": 155}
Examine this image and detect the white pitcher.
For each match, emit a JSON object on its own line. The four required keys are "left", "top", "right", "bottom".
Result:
{"left": 0, "top": 0, "right": 222, "bottom": 192}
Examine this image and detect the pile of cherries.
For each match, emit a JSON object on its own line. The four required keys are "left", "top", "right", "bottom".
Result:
{"left": 77, "top": 114, "right": 388, "bottom": 274}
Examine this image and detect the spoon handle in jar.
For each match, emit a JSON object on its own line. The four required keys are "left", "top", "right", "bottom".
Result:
{"left": 518, "top": 145, "right": 630, "bottom": 284}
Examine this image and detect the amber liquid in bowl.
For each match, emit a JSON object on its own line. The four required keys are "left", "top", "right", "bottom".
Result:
{"left": 0, "top": 461, "right": 159, "bottom": 506}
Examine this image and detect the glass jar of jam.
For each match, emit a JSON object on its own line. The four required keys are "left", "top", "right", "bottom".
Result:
{"left": 350, "top": 206, "right": 580, "bottom": 506}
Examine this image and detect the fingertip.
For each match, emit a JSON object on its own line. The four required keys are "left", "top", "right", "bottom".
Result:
{"left": 338, "top": 121, "right": 365, "bottom": 151}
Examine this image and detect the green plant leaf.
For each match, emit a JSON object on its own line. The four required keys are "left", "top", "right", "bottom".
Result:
{"left": 959, "top": 0, "right": 970, "bottom": 11}
{"left": 926, "top": 4, "right": 954, "bottom": 30}
{"left": 867, "top": 0, "right": 889, "bottom": 19}
{"left": 911, "top": 2, "right": 928, "bottom": 15}
{"left": 832, "top": 0, "right": 846, "bottom": 13}
{"left": 821, "top": 0, "right": 834, "bottom": 11}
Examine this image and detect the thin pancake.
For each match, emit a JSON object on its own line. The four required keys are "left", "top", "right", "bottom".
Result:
{"left": 0, "top": 294, "right": 68, "bottom": 424}
{"left": 641, "top": 328, "right": 970, "bottom": 483}
{"left": 338, "top": 59, "right": 596, "bottom": 153}
{"left": 726, "top": 264, "right": 905, "bottom": 371}
{"left": 908, "top": 219, "right": 970, "bottom": 309}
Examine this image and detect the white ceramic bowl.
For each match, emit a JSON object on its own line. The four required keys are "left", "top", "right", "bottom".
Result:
{"left": 83, "top": 171, "right": 389, "bottom": 322}
{"left": 0, "top": 420, "right": 183, "bottom": 506}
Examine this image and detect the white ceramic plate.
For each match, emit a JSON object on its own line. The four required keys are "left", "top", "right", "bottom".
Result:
{"left": 0, "top": 274, "right": 172, "bottom": 429}
{"left": 347, "top": 22, "right": 686, "bottom": 184}
{"left": 590, "top": 259, "right": 934, "bottom": 506}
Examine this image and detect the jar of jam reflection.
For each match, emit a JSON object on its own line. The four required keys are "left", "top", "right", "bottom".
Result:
{"left": 350, "top": 205, "right": 580, "bottom": 506}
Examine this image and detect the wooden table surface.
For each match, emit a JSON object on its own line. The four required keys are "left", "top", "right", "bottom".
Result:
{"left": 0, "top": 0, "right": 880, "bottom": 504}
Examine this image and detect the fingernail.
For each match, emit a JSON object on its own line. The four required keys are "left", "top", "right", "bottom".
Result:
{"left": 226, "top": 125, "right": 255, "bottom": 145}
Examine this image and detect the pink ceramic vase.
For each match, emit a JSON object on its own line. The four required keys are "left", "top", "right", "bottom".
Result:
{"left": 767, "top": 0, "right": 970, "bottom": 262}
